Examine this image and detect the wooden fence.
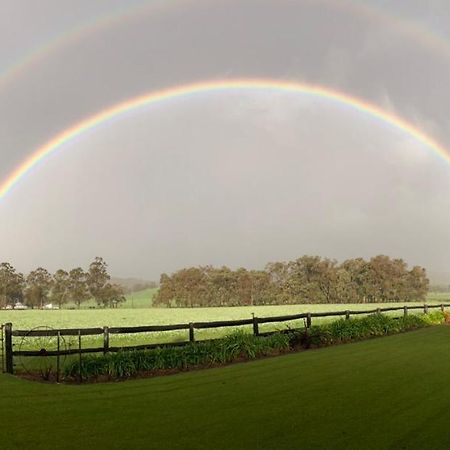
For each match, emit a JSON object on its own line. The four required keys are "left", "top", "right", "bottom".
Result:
{"left": 2, "top": 303, "right": 449, "bottom": 376}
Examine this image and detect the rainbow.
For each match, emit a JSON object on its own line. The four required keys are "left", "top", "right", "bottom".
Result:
{"left": 0, "top": 0, "right": 187, "bottom": 90}
{"left": 1, "top": 0, "right": 450, "bottom": 93}
{"left": 1, "top": 78, "right": 448, "bottom": 200}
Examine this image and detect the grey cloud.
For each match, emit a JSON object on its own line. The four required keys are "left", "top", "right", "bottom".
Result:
{"left": 0, "top": 0, "right": 450, "bottom": 279}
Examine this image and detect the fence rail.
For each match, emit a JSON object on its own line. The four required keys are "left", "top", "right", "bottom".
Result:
{"left": 2, "top": 303, "right": 449, "bottom": 376}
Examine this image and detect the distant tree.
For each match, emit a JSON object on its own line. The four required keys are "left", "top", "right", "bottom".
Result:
{"left": 96, "top": 283, "right": 126, "bottom": 308}
{"left": 334, "top": 267, "right": 353, "bottom": 303}
{"left": 205, "top": 266, "right": 234, "bottom": 307}
{"left": 0, "top": 262, "right": 24, "bottom": 308}
{"left": 340, "top": 258, "right": 370, "bottom": 302}
{"left": 406, "top": 266, "right": 429, "bottom": 301}
{"left": 153, "top": 273, "right": 174, "bottom": 307}
{"left": 248, "top": 270, "right": 272, "bottom": 305}
{"left": 68, "top": 268, "right": 89, "bottom": 308}
{"left": 51, "top": 269, "right": 70, "bottom": 308}
{"left": 364, "top": 256, "right": 404, "bottom": 302}
{"left": 287, "top": 256, "right": 325, "bottom": 303}
{"left": 25, "top": 267, "right": 53, "bottom": 308}
{"left": 174, "top": 267, "right": 207, "bottom": 307}
{"left": 265, "top": 261, "right": 291, "bottom": 304}
{"left": 87, "top": 257, "right": 111, "bottom": 305}
{"left": 144, "top": 255, "right": 431, "bottom": 308}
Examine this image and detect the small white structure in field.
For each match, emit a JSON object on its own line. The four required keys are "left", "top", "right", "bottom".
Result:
{"left": 43, "top": 303, "right": 59, "bottom": 310}
{"left": 14, "top": 302, "right": 28, "bottom": 310}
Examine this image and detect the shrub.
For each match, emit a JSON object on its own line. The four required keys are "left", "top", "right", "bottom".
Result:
{"left": 64, "top": 331, "right": 291, "bottom": 380}
{"left": 294, "top": 311, "right": 445, "bottom": 349}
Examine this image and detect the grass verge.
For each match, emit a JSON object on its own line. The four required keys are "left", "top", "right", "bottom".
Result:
{"left": 2, "top": 325, "right": 450, "bottom": 449}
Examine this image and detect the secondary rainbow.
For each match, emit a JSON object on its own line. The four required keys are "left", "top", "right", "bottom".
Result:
{"left": 1, "top": 78, "right": 448, "bottom": 199}
{"left": 2, "top": 0, "right": 450, "bottom": 94}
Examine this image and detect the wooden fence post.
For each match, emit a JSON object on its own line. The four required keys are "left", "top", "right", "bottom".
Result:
{"left": 441, "top": 304, "right": 445, "bottom": 313}
{"left": 306, "top": 313, "right": 312, "bottom": 328}
{"left": 4, "top": 323, "right": 13, "bottom": 375}
{"left": 424, "top": 304, "right": 429, "bottom": 314}
{"left": 103, "top": 326, "right": 109, "bottom": 354}
{"left": 189, "top": 323, "right": 195, "bottom": 342}
{"left": 404, "top": 306, "right": 408, "bottom": 317}
{"left": 56, "top": 331, "right": 61, "bottom": 383}
{"left": 78, "top": 330, "right": 82, "bottom": 383}
{"left": 0, "top": 324, "right": 4, "bottom": 373}
{"left": 252, "top": 316, "right": 259, "bottom": 336}
{"left": 345, "top": 310, "right": 350, "bottom": 320}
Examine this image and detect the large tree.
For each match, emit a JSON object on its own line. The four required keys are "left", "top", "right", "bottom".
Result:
{"left": 95, "top": 283, "right": 126, "bottom": 308}
{"left": 51, "top": 269, "right": 70, "bottom": 308}
{"left": 25, "top": 267, "right": 53, "bottom": 308}
{"left": 87, "top": 257, "right": 111, "bottom": 305}
{"left": 0, "top": 262, "right": 24, "bottom": 308}
{"left": 155, "top": 255, "right": 429, "bottom": 307}
{"left": 68, "top": 267, "right": 89, "bottom": 308}
{"left": 341, "top": 258, "right": 370, "bottom": 303}
{"left": 406, "top": 266, "right": 429, "bottom": 301}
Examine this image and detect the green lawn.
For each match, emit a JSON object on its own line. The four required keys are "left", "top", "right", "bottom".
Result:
{"left": 2, "top": 325, "right": 450, "bottom": 449}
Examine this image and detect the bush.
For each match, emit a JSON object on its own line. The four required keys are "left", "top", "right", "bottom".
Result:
{"left": 64, "top": 331, "right": 291, "bottom": 380}
{"left": 294, "top": 311, "right": 446, "bottom": 349}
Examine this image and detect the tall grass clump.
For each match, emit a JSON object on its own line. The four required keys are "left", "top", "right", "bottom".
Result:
{"left": 298, "top": 311, "right": 445, "bottom": 348}
{"left": 64, "top": 331, "right": 291, "bottom": 380}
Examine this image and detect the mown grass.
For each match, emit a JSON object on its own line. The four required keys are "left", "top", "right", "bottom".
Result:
{"left": 2, "top": 325, "right": 450, "bottom": 449}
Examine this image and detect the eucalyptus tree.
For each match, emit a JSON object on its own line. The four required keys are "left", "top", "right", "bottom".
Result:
{"left": 87, "top": 257, "right": 111, "bottom": 305}
{"left": 51, "top": 269, "right": 70, "bottom": 308}
{"left": 0, "top": 262, "right": 24, "bottom": 307}
{"left": 68, "top": 267, "right": 89, "bottom": 308}
{"left": 25, "top": 267, "right": 53, "bottom": 308}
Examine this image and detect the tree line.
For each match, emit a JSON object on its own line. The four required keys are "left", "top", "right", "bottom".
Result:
{"left": 154, "top": 255, "right": 429, "bottom": 307}
{"left": 0, "top": 257, "right": 125, "bottom": 309}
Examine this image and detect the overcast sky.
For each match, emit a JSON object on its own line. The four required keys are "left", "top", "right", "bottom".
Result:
{"left": 1, "top": 0, "right": 450, "bottom": 280}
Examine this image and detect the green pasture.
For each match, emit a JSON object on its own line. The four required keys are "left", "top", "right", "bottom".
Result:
{"left": 427, "top": 291, "right": 450, "bottom": 302}
{"left": 61, "top": 289, "right": 450, "bottom": 310}
{"left": 124, "top": 287, "right": 158, "bottom": 307}
{"left": 2, "top": 325, "right": 450, "bottom": 449}
{"left": 1, "top": 301, "right": 443, "bottom": 329}
{"left": 1, "top": 301, "right": 447, "bottom": 352}
{"left": 63, "top": 287, "right": 157, "bottom": 309}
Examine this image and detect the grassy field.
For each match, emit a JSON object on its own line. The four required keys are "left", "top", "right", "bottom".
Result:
{"left": 1, "top": 301, "right": 443, "bottom": 329}
{"left": 427, "top": 291, "right": 450, "bottom": 302}
{"left": 1, "top": 301, "right": 446, "bottom": 350}
{"left": 63, "top": 289, "right": 450, "bottom": 310}
{"left": 1, "top": 325, "right": 450, "bottom": 449}
{"left": 124, "top": 287, "right": 158, "bottom": 307}
{"left": 63, "top": 287, "right": 158, "bottom": 309}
